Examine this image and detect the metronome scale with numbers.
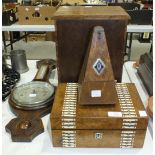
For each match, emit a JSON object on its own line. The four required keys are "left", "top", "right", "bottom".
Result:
{"left": 50, "top": 6, "right": 148, "bottom": 148}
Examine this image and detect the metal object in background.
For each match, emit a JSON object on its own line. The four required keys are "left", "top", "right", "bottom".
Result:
{"left": 2, "top": 64, "right": 20, "bottom": 101}
{"left": 2, "top": 0, "right": 17, "bottom": 3}
{"left": 2, "top": 9, "right": 17, "bottom": 26}
{"left": 2, "top": 51, "right": 7, "bottom": 65}
{"left": 10, "top": 50, "right": 29, "bottom": 73}
{"left": 36, "top": 59, "right": 56, "bottom": 71}
{"left": 23, "top": 0, "right": 32, "bottom": 6}
{"left": 137, "top": 52, "right": 153, "bottom": 96}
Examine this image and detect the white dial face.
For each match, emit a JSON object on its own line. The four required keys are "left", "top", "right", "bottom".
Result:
{"left": 12, "top": 81, "right": 54, "bottom": 106}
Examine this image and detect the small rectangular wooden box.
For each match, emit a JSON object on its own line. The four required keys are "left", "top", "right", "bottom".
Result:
{"left": 54, "top": 6, "right": 130, "bottom": 83}
{"left": 50, "top": 83, "right": 148, "bottom": 148}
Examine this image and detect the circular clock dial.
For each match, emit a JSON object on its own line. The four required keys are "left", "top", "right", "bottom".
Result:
{"left": 11, "top": 81, "right": 54, "bottom": 108}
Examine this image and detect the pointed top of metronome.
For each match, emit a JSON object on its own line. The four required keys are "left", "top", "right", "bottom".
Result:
{"left": 79, "top": 26, "right": 114, "bottom": 83}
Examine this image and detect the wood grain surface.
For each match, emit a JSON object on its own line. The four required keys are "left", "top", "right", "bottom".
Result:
{"left": 53, "top": 6, "right": 130, "bottom": 20}
{"left": 78, "top": 26, "right": 114, "bottom": 82}
{"left": 78, "top": 26, "right": 116, "bottom": 105}
{"left": 54, "top": 6, "right": 130, "bottom": 82}
{"left": 6, "top": 61, "right": 55, "bottom": 142}
{"left": 50, "top": 83, "right": 148, "bottom": 148}
{"left": 51, "top": 83, "right": 148, "bottom": 130}
{"left": 52, "top": 129, "right": 146, "bottom": 147}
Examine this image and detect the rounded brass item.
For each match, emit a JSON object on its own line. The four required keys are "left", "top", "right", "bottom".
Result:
{"left": 19, "top": 121, "right": 31, "bottom": 130}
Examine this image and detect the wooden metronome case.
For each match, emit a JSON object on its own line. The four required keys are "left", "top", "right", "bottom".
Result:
{"left": 54, "top": 6, "right": 130, "bottom": 83}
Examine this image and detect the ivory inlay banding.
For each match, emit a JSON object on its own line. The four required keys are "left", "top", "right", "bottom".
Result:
{"left": 61, "top": 83, "right": 78, "bottom": 147}
{"left": 116, "top": 83, "right": 137, "bottom": 148}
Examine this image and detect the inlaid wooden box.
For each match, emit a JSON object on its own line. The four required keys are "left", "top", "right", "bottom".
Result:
{"left": 53, "top": 6, "right": 130, "bottom": 83}
{"left": 50, "top": 83, "right": 148, "bottom": 148}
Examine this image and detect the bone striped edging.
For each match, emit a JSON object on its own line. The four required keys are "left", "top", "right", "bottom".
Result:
{"left": 61, "top": 83, "right": 78, "bottom": 147}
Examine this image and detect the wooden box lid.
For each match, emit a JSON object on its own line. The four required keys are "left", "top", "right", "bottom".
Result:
{"left": 53, "top": 6, "right": 130, "bottom": 20}
{"left": 50, "top": 83, "right": 148, "bottom": 130}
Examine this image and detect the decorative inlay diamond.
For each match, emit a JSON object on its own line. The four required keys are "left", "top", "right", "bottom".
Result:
{"left": 93, "top": 58, "right": 105, "bottom": 75}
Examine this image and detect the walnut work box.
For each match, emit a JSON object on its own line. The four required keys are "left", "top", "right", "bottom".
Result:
{"left": 50, "top": 83, "right": 148, "bottom": 148}
{"left": 53, "top": 6, "right": 130, "bottom": 82}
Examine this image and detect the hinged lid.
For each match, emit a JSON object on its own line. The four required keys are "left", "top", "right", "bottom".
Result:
{"left": 53, "top": 6, "right": 130, "bottom": 20}
{"left": 51, "top": 83, "right": 148, "bottom": 130}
